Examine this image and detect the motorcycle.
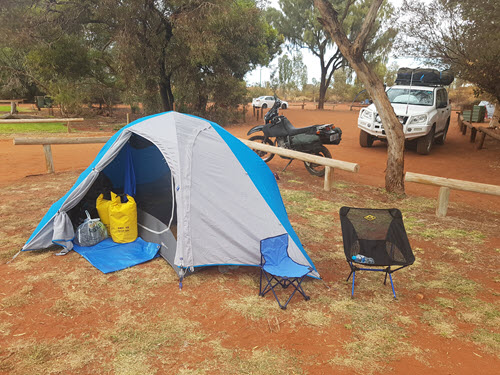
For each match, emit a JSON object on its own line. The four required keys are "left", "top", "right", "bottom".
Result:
{"left": 247, "top": 98, "right": 342, "bottom": 176}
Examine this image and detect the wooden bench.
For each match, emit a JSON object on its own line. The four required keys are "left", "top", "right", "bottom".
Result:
{"left": 349, "top": 103, "right": 369, "bottom": 111}
{"left": 456, "top": 113, "right": 480, "bottom": 142}
{"left": 0, "top": 99, "right": 24, "bottom": 115}
{"left": 405, "top": 172, "right": 500, "bottom": 217}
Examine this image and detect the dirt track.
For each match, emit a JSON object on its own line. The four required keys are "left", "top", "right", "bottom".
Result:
{"left": 2, "top": 104, "right": 499, "bottom": 211}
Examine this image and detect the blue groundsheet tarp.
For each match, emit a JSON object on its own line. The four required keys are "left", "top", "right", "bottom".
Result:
{"left": 73, "top": 237, "right": 160, "bottom": 273}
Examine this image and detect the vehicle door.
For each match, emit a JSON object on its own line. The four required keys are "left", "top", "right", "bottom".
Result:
{"left": 265, "top": 96, "right": 274, "bottom": 108}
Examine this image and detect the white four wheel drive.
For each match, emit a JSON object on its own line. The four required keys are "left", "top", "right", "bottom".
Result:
{"left": 357, "top": 85, "right": 451, "bottom": 155}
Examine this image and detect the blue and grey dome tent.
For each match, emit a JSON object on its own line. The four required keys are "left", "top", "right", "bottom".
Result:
{"left": 22, "top": 112, "right": 319, "bottom": 278}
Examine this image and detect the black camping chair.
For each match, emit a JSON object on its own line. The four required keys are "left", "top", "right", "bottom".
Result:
{"left": 339, "top": 207, "right": 415, "bottom": 299}
{"left": 259, "top": 234, "right": 312, "bottom": 309}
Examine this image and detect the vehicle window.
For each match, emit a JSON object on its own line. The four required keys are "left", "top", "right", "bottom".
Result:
{"left": 266, "top": 97, "right": 274, "bottom": 100}
{"left": 387, "top": 88, "right": 434, "bottom": 106}
{"left": 442, "top": 90, "right": 448, "bottom": 106}
{"left": 436, "top": 89, "right": 447, "bottom": 108}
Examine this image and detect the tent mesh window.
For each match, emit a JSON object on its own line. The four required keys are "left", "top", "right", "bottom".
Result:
{"left": 339, "top": 207, "right": 414, "bottom": 267}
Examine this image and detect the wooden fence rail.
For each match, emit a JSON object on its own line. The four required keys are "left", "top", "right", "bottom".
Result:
{"left": 405, "top": 171, "right": 500, "bottom": 217}
{"left": 239, "top": 138, "right": 359, "bottom": 191}
{"left": 14, "top": 136, "right": 359, "bottom": 191}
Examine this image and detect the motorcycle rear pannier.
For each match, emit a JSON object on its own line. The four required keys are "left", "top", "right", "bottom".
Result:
{"left": 319, "top": 127, "right": 342, "bottom": 145}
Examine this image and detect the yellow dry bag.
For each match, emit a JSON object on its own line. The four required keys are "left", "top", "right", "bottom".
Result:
{"left": 109, "top": 193, "right": 138, "bottom": 243}
{"left": 96, "top": 193, "right": 112, "bottom": 233}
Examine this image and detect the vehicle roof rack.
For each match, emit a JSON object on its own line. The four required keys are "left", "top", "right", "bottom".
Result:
{"left": 394, "top": 80, "right": 443, "bottom": 87}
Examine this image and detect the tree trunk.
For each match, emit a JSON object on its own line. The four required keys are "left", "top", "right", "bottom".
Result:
{"left": 489, "top": 101, "right": 500, "bottom": 128}
{"left": 318, "top": 84, "right": 327, "bottom": 109}
{"left": 159, "top": 74, "right": 174, "bottom": 112}
{"left": 315, "top": 0, "right": 405, "bottom": 194}
{"left": 354, "top": 61, "right": 405, "bottom": 194}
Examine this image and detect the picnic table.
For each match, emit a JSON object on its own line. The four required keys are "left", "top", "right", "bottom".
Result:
{"left": 0, "top": 99, "right": 24, "bottom": 114}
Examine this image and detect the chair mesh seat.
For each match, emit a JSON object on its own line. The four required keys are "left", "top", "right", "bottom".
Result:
{"left": 340, "top": 207, "right": 414, "bottom": 266}
{"left": 339, "top": 207, "right": 415, "bottom": 298}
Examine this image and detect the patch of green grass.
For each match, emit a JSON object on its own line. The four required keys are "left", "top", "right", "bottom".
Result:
{"left": 326, "top": 296, "right": 424, "bottom": 373}
{"left": 330, "top": 328, "right": 422, "bottom": 374}
{"left": 225, "top": 295, "right": 278, "bottom": 321}
{"left": 7, "top": 336, "right": 100, "bottom": 375}
{"left": 418, "top": 227, "right": 485, "bottom": 243}
{"left": 0, "top": 105, "right": 33, "bottom": 112}
{"left": 292, "top": 309, "right": 331, "bottom": 327}
{"left": 423, "top": 262, "right": 478, "bottom": 295}
{"left": 456, "top": 297, "right": 500, "bottom": 325}
{"left": 419, "top": 304, "right": 456, "bottom": 338}
{"left": 109, "top": 311, "right": 205, "bottom": 374}
{"left": 470, "top": 329, "right": 500, "bottom": 356}
{"left": 237, "top": 348, "right": 305, "bottom": 374}
{"left": 435, "top": 297, "right": 455, "bottom": 309}
{"left": 0, "top": 122, "right": 67, "bottom": 133}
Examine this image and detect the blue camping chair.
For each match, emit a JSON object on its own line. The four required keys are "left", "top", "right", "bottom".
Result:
{"left": 259, "top": 234, "right": 312, "bottom": 309}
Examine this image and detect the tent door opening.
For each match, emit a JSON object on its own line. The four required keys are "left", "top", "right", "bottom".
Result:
{"left": 67, "top": 133, "right": 179, "bottom": 272}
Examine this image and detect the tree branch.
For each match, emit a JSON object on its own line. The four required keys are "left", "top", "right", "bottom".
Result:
{"left": 314, "top": 0, "right": 353, "bottom": 55}
{"left": 352, "top": 0, "right": 383, "bottom": 57}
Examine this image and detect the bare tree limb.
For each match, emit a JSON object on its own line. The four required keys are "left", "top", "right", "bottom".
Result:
{"left": 352, "top": 0, "right": 383, "bottom": 57}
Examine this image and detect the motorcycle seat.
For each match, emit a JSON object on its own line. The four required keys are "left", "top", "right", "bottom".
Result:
{"left": 281, "top": 117, "right": 317, "bottom": 136}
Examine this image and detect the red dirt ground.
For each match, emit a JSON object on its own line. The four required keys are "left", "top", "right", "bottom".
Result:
{"left": 2, "top": 104, "right": 499, "bottom": 210}
{"left": 0, "top": 104, "right": 499, "bottom": 374}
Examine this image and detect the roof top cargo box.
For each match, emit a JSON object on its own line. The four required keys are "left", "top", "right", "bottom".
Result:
{"left": 395, "top": 68, "right": 454, "bottom": 86}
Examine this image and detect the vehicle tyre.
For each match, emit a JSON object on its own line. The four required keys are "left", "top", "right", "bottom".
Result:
{"left": 359, "top": 130, "right": 374, "bottom": 147}
{"left": 304, "top": 146, "right": 332, "bottom": 177}
{"left": 248, "top": 135, "right": 275, "bottom": 162}
{"left": 435, "top": 118, "right": 450, "bottom": 145}
{"left": 281, "top": 103, "right": 287, "bottom": 109}
{"left": 261, "top": 103, "right": 268, "bottom": 109}
{"left": 417, "top": 126, "right": 435, "bottom": 155}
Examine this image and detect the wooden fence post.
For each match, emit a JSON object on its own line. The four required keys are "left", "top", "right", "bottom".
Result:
{"left": 436, "top": 187, "right": 450, "bottom": 217}
{"left": 10, "top": 101, "right": 17, "bottom": 115}
{"left": 253, "top": 106, "right": 256, "bottom": 117}
{"left": 43, "top": 145, "right": 55, "bottom": 173}
{"left": 126, "top": 113, "right": 130, "bottom": 124}
{"left": 324, "top": 166, "right": 334, "bottom": 191}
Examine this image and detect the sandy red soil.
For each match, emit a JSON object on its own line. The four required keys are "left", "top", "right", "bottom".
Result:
{"left": 2, "top": 104, "right": 499, "bottom": 210}
{"left": 0, "top": 104, "right": 499, "bottom": 374}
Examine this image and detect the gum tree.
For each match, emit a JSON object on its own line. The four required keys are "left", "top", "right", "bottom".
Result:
{"left": 315, "top": 0, "right": 405, "bottom": 194}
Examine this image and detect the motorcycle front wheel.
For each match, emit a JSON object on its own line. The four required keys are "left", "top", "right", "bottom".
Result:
{"left": 304, "top": 146, "right": 332, "bottom": 177}
{"left": 248, "top": 135, "right": 275, "bottom": 162}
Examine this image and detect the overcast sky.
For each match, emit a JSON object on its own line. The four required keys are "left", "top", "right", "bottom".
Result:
{"left": 245, "top": 0, "right": 422, "bottom": 86}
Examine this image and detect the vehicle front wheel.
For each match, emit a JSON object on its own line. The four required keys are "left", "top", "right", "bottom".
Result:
{"left": 417, "top": 126, "right": 435, "bottom": 155}
{"left": 281, "top": 103, "right": 287, "bottom": 109}
{"left": 359, "top": 130, "right": 374, "bottom": 147}
{"left": 304, "top": 146, "right": 332, "bottom": 177}
{"left": 248, "top": 135, "right": 275, "bottom": 162}
{"left": 261, "top": 103, "right": 268, "bottom": 109}
{"left": 435, "top": 119, "right": 450, "bottom": 145}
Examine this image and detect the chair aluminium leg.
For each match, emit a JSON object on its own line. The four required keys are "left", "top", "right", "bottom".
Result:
{"left": 389, "top": 273, "right": 397, "bottom": 299}
{"left": 351, "top": 270, "right": 356, "bottom": 298}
